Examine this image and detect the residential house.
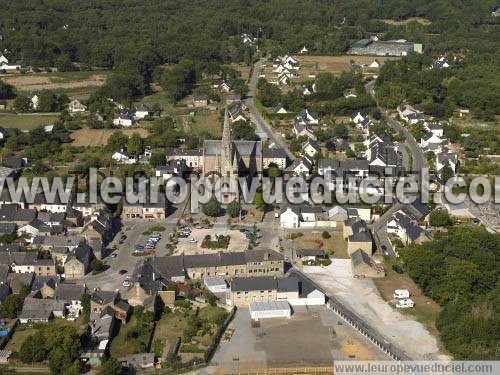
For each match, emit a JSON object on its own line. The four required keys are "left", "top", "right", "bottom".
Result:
{"left": 302, "top": 139, "right": 320, "bottom": 158}
{"left": 64, "top": 243, "right": 93, "bottom": 279}
{"left": 112, "top": 149, "right": 138, "bottom": 165}
{"left": 28, "top": 92, "right": 39, "bottom": 110}
{"left": 155, "top": 159, "right": 189, "bottom": 180}
{"left": 118, "top": 353, "right": 155, "bottom": 371}
{"left": 351, "top": 249, "right": 385, "bottom": 278}
{"left": 31, "top": 276, "right": 59, "bottom": 298}
{"left": 293, "top": 122, "right": 316, "bottom": 140}
{"left": 164, "top": 148, "right": 203, "bottom": 168}
{"left": 19, "top": 297, "right": 65, "bottom": 323}
{"left": 436, "top": 153, "right": 458, "bottom": 173}
{"left": 274, "top": 104, "right": 287, "bottom": 114}
{"left": 296, "top": 109, "right": 319, "bottom": 126}
{"left": 54, "top": 284, "right": 86, "bottom": 319}
{"left": 91, "top": 290, "right": 130, "bottom": 322}
{"left": 72, "top": 199, "right": 107, "bottom": 217}
{"left": 68, "top": 99, "right": 87, "bottom": 113}
{"left": 300, "top": 46, "right": 308, "bottom": 54}
{"left": 368, "top": 59, "right": 381, "bottom": 68}
{"left": 346, "top": 219, "right": 373, "bottom": 256}
{"left": 122, "top": 195, "right": 166, "bottom": 220}
{"left": 113, "top": 112, "right": 134, "bottom": 127}
{"left": 135, "top": 104, "right": 152, "bottom": 119}
{"left": 228, "top": 103, "right": 247, "bottom": 122}
{"left": 193, "top": 95, "right": 208, "bottom": 107}
{"left": 286, "top": 156, "right": 313, "bottom": 178}
{"left": 387, "top": 212, "right": 430, "bottom": 245}
{"left": 262, "top": 148, "right": 287, "bottom": 169}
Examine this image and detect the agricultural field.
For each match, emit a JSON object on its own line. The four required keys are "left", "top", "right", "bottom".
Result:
{"left": 263, "top": 55, "right": 401, "bottom": 84}
{"left": 2, "top": 70, "right": 110, "bottom": 99}
{"left": 228, "top": 63, "right": 252, "bottom": 81}
{"left": 70, "top": 127, "right": 149, "bottom": 147}
{"left": 0, "top": 114, "right": 59, "bottom": 130}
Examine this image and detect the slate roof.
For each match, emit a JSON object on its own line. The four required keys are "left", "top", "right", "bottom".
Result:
{"left": 262, "top": 148, "right": 287, "bottom": 159}
{"left": 31, "top": 276, "right": 59, "bottom": 291}
{"left": 296, "top": 249, "right": 325, "bottom": 257}
{"left": 231, "top": 276, "right": 276, "bottom": 292}
{"left": 19, "top": 297, "right": 64, "bottom": 321}
{"left": 55, "top": 284, "right": 86, "bottom": 301}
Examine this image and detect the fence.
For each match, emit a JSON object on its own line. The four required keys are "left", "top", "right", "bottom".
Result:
{"left": 295, "top": 270, "right": 412, "bottom": 361}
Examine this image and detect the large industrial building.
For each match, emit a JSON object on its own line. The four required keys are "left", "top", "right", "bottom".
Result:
{"left": 348, "top": 39, "right": 422, "bottom": 56}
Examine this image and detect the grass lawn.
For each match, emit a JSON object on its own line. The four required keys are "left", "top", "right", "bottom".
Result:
{"left": 198, "top": 306, "right": 227, "bottom": 324}
{"left": 292, "top": 231, "right": 348, "bottom": 258}
{"left": 373, "top": 257, "right": 447, "bottom": 353}
{"left": 152, "top": 311, "right": 190, "bottom": 358}
{"left": 0, "top": 114, "right": 59, "bottom": 130}
{"left": 5, "top": 328, "right": 38, "bottom": 353}
{"left": 110, "top": 313, "right": 153, "bottom": 358}
{"left": 184, "top": 111, "right": 222, "bottom": 138}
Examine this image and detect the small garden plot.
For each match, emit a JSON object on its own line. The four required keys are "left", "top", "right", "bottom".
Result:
{"left": 201, "top": 234, "right": 230, "bottom": 249}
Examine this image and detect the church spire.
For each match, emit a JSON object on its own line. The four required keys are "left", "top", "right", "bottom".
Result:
{"left": 221, "top": 104, "right": 233, "bottom": 175}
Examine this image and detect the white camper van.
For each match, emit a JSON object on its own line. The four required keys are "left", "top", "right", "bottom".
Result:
{"left": 396, "top": 299, "right": 415, "bottom": 309}
{"left": 393, "top": 289, "right": 410, "bottom": 299}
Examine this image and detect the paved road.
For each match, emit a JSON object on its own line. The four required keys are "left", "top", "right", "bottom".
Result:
{"left": 246, "top": 59, "right": 295, "bottom": 160}
{"left": 81, "top": 203, "right": 186, "bottom": 291}
{"left": 365, "top": 81, "right": 427, "bottom": 172}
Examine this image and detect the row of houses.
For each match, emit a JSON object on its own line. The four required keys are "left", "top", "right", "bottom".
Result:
{"left": 271, "top": 54, "right": 301, "bottom": 85}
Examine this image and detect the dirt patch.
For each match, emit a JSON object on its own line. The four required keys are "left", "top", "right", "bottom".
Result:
{"left": 70, "top": 128, "right": 149, "bottom": 147}
{"left": 3, "top": 73, "right": 107, "bottom": 91}
{"left": 381, "top": 18, "right": 432, "bottom": 25}
{"left": 295, "top": 55, "right": 400, "bottom": 74}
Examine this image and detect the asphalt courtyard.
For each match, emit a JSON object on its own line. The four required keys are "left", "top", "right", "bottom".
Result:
{"left": 207, "top": 306, "right": 390, "bottom": 373}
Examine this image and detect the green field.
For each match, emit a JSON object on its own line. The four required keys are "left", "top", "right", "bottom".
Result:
{"left": 0, "top": 114, "right": 59, "bottom": 130}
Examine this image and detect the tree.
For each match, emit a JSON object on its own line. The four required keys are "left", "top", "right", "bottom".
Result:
{"left": 232, "top": 120, "right": 255, "bottom": 140}
{"left": 0, "top": 79, "right": 14, "bottom": 99}
{"left": 101, "top": 358, "right": 122, "bottom": 375}
{"left": 267, "top": 164, "right": 281, "bottom": 178}
{"left": 149, "top": 151, "right": 165, "bottom": 167}
{"left": 91, "top": 258, "right": 104, "bottom": 272}
{"left": 429, "top": 210, "right": 452, "bottom": 227}
{"left": 253, "top": 190, "right": 266, "bottom": 210}
{"left": 127, "top": 133, "right": 145, "bottom": 155}
{"left": 19, "top": 332, "right": 48, "bottom": 363}
{"left": 202, "top": 197, "right": 222, "bottom": 217}
{"left": 107, "top": 130, "right": 128, "bottom": 150}
{"left": 440, "top": 161, "right": 454, "bottom": 181}
{"left": 226, "top": 200, "right": 241, "bottom": 218}
{"left": 14, "top": 94, "right": 32, "bottom": 112}
{"left": 0, "top": 294, "right": 25, "bottom": 318}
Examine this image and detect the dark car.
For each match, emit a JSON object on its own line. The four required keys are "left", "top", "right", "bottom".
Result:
{"left": 392, "top": 264, "right": 404, "bottom": 274}
{"left": 118, "top": 269, "right": 128, "bottom": 275}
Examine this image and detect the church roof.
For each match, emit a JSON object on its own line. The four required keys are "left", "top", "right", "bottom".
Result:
{"left": 203, "top": 140, "right": 262, "bottom": 156}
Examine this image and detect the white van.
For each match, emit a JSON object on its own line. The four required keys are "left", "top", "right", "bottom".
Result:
{"left": 396, "top": 299, "right": 415, "bottom": 309}
{"left": 393, "top": 289, "right": 410, "bottom": 299}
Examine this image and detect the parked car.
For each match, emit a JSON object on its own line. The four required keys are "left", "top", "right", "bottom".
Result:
{"left": 118, "top": 269, "right": 127, "bottom": 275}
{"left": 189, "top": 238, "right": 197, "bottom": 243}
{"left": 110, "top": 253, "right": 117, "bottom": 258}
{"left": 122, "top": 279, "right": 131, "bottom": 287}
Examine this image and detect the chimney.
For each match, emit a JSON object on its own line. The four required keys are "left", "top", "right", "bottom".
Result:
{"left": 264, "top": 252, "right": 270, "bottom": 261}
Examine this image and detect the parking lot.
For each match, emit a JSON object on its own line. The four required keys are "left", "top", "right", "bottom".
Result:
{"left": 174, "top": 228, "right": 251, "bottom": 255}
{"left": 209, "top": 306, "right": 389, "bottom": 372}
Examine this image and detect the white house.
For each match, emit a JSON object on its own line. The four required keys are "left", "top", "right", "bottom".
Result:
{"left": 68, "top": 99, "right": 87, "bottom": 113}
{"left": 298, "top": 86, "right": 312, "bottom": 96}
{"left": 286, "top": 157, "right": 313, "bottom": 178}
{"left": 296, "top": 109, "right": 319, "bottom": 125}
{"left": 302, "top": 139, "right": 320, "bottom": 158}
{"left": 113, "top": 112, "right": 134, "bottom": 127}
{"left": 135, "top": 104, "right": 152, "bottom": 119}
{"left": 293, "top": 122, "right": 317, "bottom": 141}
{"left": 436, "top": 153, "right": 458, "bottom": 173}
{"left": 420, "top": 132, "right": 443, "bottom": 149}
{"left": 280, "top": 207, "right": 300, "bottom": 228}
{"left": 0, "top": 54, "right": 8, "bottom": 65}
{"left": 274, "top": 104, "right": 287, "bottom": 114}
{"left": 28, "top": 93, "right": 39, "bottom": 110}
{"left": 368, "top": 59, "right": 381, "bottom": 68}
{"left": 300, "top": 46, "right": 308, "bottom": 54}
{"left": 112, "top": 149, "right": 137, "bottom": 165}
{"left": 426, "top": 123, "right": 444, "bottom": 137}
{"left": 351, "top": 112, "right": 366, "bottom": 124}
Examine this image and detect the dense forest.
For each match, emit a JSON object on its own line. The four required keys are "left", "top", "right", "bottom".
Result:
{"left": 402, "top": 228, "right": 500, "bottom": 360}
{"left": 1, "top": 0, "right": 499, "bottom": 67}
{"left": 1, "top": 0, "right": 499, "bottom": 114}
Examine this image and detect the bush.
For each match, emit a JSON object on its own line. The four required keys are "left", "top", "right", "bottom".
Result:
{"left": 143, "top": 225, "right": 166, "bottom": 235}
{"left": 290, "top": 232, "right": 303, "bottom": 240}
{"left": 174, "top": 300, "right": 192, "bottom": 309}
{"left": 180, "top": 343, "right": 205, "bottom": 353}
{"left": 321, "top": 231, "right": 331, "bottom": 239}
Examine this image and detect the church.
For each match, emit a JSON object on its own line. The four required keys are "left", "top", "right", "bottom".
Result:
{"left": 165, "top": 106, "right": 283, "bottom": 204}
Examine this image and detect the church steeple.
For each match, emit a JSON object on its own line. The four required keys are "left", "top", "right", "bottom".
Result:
{"left": 221, "top": 105, "right": 233, "bottom": 177}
